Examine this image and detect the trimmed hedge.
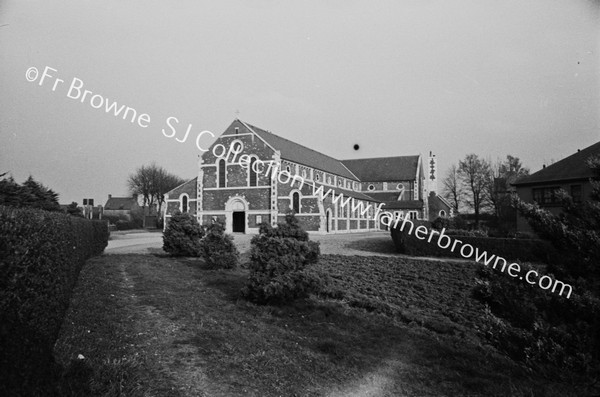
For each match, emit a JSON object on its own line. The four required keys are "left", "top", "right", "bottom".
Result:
{"left": 162, "top": 211, "right": 204, "bottom": 257}
{"left": 199, "top": 222, "right": 239, "bottom": 269}
{"left": 242, "top": 215, "right": 322, "bottom": 304}
{"left": 0, "top": 205, "right": 109, "bottom": 396}
{"left": 391, "top": 219, "right": 555, "bottom": 263}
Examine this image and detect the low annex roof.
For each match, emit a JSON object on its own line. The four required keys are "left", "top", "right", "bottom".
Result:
{"left": 239, "top": 120, "right": 359, "bottom": 181}
{"left": 513, "top": 141, "right": 600, "bottom": 186}
{"left": 341, "top": 156, "right": 420, "bottom": 182}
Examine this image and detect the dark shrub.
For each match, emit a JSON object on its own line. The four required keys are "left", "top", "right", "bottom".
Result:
{"left": 199, "top": 221, "right": 239, "bottom": 269}
{"left": 115, "top": 219, "right": 140, "bottom": 230}
{"left": 162, "top": 211, "right": 204, "bottom": 256}
{"left": 431, "top": 216, "right": 450, "bottom": 230}
{"left": 242, "top": 214, "right": 322, "bottom": 304}
{"left": 473, "top": 264, "right": 600, "bottom": 375}
{"left": 0, "top": 205, "right": 108, "bottom": 396}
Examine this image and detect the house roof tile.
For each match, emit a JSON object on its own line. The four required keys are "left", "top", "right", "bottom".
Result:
{"left": 513, "top": 141, "right": 600, "bottom": 186}
{"left": 105, "top": 197, "right": 137, "bottom": 210}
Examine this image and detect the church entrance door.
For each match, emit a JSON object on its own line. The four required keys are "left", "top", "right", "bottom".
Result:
{"left": 232, "top": 211, "right": 245, "bottom": 233}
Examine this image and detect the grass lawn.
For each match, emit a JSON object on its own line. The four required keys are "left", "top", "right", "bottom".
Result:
{"left": 54, "top": 252, "right": 582, "bottom": 396}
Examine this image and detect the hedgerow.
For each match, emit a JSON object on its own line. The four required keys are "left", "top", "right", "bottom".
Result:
{"left": 0, "top": 205, "right": 109, "bottom": 396}
{"left": 242, "top": 214, "right": 322, "bottom": 304}
{"left": 391, "top": 219, "right": 555, "bottom": 263}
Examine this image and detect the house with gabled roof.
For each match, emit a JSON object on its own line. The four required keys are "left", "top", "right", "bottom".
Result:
{"left": 103, "top": 194, "right": 142, "bottom": 222}
{"left": 513, "top": 141, "right": 600, "bottom": 232}
{"left": 163, "top": 119, "right": 438, "bottom": 234}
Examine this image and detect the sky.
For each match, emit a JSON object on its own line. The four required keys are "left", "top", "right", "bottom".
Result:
{"left": 1, "top": 0, "right": 599, "bottom": 205}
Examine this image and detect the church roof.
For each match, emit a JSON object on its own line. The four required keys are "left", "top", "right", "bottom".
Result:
{"left": 341, "top": 156, "right": 420, "bottom": 182}
{"left": 513, "top": 141, "right": 600, "bottom": 186}
{"left": 239, "top": 120, "right": 359, "bottom": 181}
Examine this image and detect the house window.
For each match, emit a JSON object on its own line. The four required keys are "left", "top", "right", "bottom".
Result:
{"left": 338, "top": 179, "right": 343, "bottom": 187}
{"left": 292, "top": 192, "right": 300, "bottom": 213}
{"left": 571, "top": 185, "right": 582, "bottom": 203}
{"left": 256, "top": 215, "right": 262, "bottom": 224}
{"left": 383, "top": 182, "right": 388, "bottom": 190}
{"left": 368, "top": 184, "right": 375, "bottom": 191}
{"left": 218, "top": 159, "right": 226, "bottom": 188}
{"left": 286, "top": 165, "right": 291, "bottom": 173}
{"left": 439, "top": 210, "right": 446, "bottom": 218}
{"left": 409, "top": 211, "right": 418, "bottom": 220}
{"left": 302, "top": 169, "right": 307, "bottom": 179}
{"left": 181, "top": 195, "right": 188, "bottom": 213}
{"left": 249, "top": 157, "right": 258, "bottom": 186}
{"left": 315, "top": 173, "right": 320, "bottom": 181}
{"left": 532, "top": 187, "right": 561, "bottom": 205}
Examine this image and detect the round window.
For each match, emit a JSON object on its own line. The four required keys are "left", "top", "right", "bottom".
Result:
{"left": 368, "top": 184, "right": 375, "bottom": 191}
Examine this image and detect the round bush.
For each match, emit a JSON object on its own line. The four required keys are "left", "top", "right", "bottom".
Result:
{"left": 162, "top": 211, "right": 204, "bottom": 257}
{"left": 242, "top": 214, "right": 322, "bottom": 304}
{"left": 199, "top": 222, "right": 239, "bottom": 269}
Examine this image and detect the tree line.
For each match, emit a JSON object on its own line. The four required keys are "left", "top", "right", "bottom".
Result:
{"left": 442, "top": 154, "right": 529, "bottom": 227}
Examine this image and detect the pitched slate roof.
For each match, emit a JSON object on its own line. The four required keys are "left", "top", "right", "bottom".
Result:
{"left": 341, "top": 156, "right": 420, "bottom": 182}
{"left": 513, "top": 141, "right": 600, "bottom": 186}
{"left": 381, "top": 200, "right": 424, "bottom": 210}
{"left": 311, "top": 183, "right": 379, "bottom": 202}
{"left": 105, "top": 197, "right": 137, "bottom": 210}
{"left": 365, "top": 192, "right": 406, "bottom": 202}
{"left": 240, "top": 120, "right": 359, "bottom": 181}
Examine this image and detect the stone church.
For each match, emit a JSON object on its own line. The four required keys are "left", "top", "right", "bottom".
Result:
{"left": 163, "top": 119, "right": 449, "bottom": 234}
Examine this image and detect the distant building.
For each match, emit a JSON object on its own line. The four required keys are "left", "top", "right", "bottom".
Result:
{"left": 103, "top": 194, "right": 141, "bottom": 222}
{"left": 164, "top": 119, "right": 442, "bottom": 234}
{"left": 513, "top": 141, "right": 600, "bottom": 232}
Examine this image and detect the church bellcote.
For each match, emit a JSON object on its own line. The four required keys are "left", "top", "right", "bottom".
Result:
{"left": 428, "top": 151, "right": 437, "bottom": 194}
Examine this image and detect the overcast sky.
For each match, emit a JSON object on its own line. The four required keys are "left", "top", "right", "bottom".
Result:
{"left": 1, "top": 0, "right": 598, "bottom": 204}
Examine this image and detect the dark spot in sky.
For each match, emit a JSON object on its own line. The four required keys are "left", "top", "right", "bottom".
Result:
{"left": 578, "top": 61, "right": 580, "bottom": 64}
{"left": 353, "top": 144, "right": 359, "bottom": 150}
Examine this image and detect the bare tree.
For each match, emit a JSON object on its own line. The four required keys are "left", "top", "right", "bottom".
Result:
{"left": 441, "top": 164, "right": 463, "bottom": 214}
{"left": 485, "top": 155, "right": 530, "bottom": 219}
{"left": 458, "top": 154, "right": 491, "bottom": 227}
{"left": 127, "top": 163, "right": 185, "bottom": 218}
{"left": 154, "top": 169, "right": 185, "bottom": 217}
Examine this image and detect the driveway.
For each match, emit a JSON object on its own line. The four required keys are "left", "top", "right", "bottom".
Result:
{"left": 105, "top": 231, "right": 164, "bottom": 254}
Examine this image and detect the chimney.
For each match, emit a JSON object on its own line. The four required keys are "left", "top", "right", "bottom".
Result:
{"left": 108, "top": 194, "right": 112, "bottom": 199}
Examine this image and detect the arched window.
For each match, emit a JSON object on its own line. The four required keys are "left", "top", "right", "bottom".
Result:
{"left": 218, "top": 159, "right": 226, "bottom": 188}
{"left": 249, "top": 157, "right": 257, "bottom": 186}
{"left": 292, "top": 192, "right": 300, "bottom": 213}
{"left": 439, "top": 210, "right": 446, "bottom": 218}
{"left": 181, "top": 195, "right": 188, "bottom": 213}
